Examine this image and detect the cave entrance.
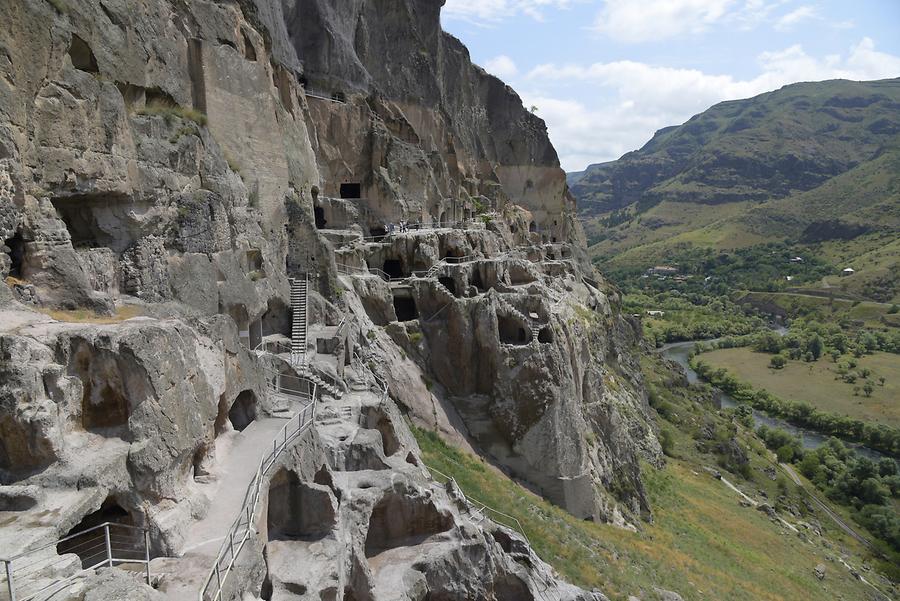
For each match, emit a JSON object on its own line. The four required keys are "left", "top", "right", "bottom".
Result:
{"left": 529, "top": 221, "right": 537, "bottom": 233}
{"left": 228, "top": 390, "right": 258, "bottom": 432}
{"left": 369, "top": 226, "right": 386, "bottom": 241}
{"left": 392, "top": 293, "right": 418, "bottom": 322}
{"left": 69, "top": 34, "right": 99, "bottom": 73}
{"left": 364, "top": 493, "right": 452, "bottom": 557}
{"left": 314, "top": 206, "right": 326, "bottom": 229}
{"left": 362, "top": 407, "right": 401, "bottom": 456}
{"left": 58, "top": 498, "right": 135, "bottom": 567}
{"left": 382, "top": 259, "right": 406, "bottom": 279}
{"left": 267, "top": 469, "right": 336, "bottom": 541}
{"left": 470, "top": 269, "right": 485, "bottom": 293}
{"left": 538, "top": 327, "right": 554, "bottom": 344}
{"left": 4, "top": 231, "right": 25, "bottom": 278}
{"left": 192, "top": 445, "right": 212, "bottom": 483}
{"left": 339, "top": 183, "right": 361, "bottom": 199}
{"left": 498, "top": 315, "right": 529, "bottom": 345}
{"left": 438, "top": 211, "right": 448, "bottom": 226}
{"left": 438, "top": 276, "right": 457, "bottom": 296}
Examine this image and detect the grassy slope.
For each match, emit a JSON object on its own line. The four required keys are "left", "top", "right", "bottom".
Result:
{"left": 413, "top": 429, "right": 876, "bottom": 601}
{"left": 701, "top": 347, "right": 900, "bottom": 428}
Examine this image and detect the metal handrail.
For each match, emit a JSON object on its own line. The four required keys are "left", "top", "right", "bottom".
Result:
{"left": 352, "top": 347, "right": 388, "bottom": 402}
{"left": 2, "top": 522, "right": 151, "bottom": 601}
{"left": 198, "top": 399, "right": 317, "bottom": 601}
{"left": 425, "top": 464, "right": 531, "bottom": 547}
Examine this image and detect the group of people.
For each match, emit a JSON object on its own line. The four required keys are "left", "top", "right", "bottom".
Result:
{"left": 386, "top": 220, "right": 421, "bottom": 234}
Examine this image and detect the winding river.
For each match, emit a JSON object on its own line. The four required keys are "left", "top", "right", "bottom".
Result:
{"left": 658, "top": 338, "right": 885, "bottom": 460}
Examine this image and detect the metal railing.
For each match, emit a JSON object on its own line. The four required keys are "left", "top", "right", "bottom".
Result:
{"left": 425, "top": 465, "right": 530, "bottom": 547}
{"left": 352, "top": 348, "right": 388, "bottom": 402}
{"left": 1, "top": 522, "right": 151, "bottom": 601}
{"left": 198, "top": 399, "right": 317, "bottom": 601}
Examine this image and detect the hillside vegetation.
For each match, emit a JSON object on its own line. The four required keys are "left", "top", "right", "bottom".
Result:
{"left": 571, "top": 78, "right": 900, "bottom": 303}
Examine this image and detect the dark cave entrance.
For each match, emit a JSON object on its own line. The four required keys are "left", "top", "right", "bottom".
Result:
{"left": 538, "top": 327, "right": 554, "bottom": 344}
{"left": 362, "top": 407, "right": 401, "bottom": 456}
{"left": 438, "top": 276, "right": 457, "bottom": 296}
{"left": 364, "top": 493, "right": 453, "bottom": 558}
{"left": 69, "top": 34, "right": 99, "bottom": 73}
{"left": 470, "top": 269, "right": 485, "bottom": 293}
{"left": 192, "top": 444, "right": 212, "bottom": 482}
{"left": 439, "top": 211, "right": 448, "bottom": 225}
{"left": 4, "top": 231, "right": 25, "bottom": 278}
{"left": 339, "top": 183, "right": 361, "bottom": 199}
{"left": 314, "top": 206, "right": 326, "bottom": 229}
{"left": 382, "top": 259, "right": 406, "bottom": 279}
{"left": 369, "top": 226, "right": 387, "bottom": 241}
{"left": 228, "top": 390, "right": 258, "bottom": 432}
{"left": 58, "top": 498, "right": 136, "bottom": 567}
{"left": 392, "top": 294, "right": 419, "bottom": 322}
{"left": 529, "top": 221, "right": 537, "bottom": 233}
{"left": 498, "top": 315, "right": 529, "bottom": 345}
{"left": 267, "top": 469, "right": 336, "bottom": 541}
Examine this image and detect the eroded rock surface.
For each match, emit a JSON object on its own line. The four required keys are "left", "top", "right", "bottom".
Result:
{"left": 0, "top": 0, "right": 662, "bottom": 599}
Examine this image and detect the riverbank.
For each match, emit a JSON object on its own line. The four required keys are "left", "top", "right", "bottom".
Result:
{"left": 658, "top": 340, "right": 891, "bottom": 459}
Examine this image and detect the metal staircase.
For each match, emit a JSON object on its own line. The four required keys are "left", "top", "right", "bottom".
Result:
{"left": 290, "top": 275, "right": 308, "bottom": 366}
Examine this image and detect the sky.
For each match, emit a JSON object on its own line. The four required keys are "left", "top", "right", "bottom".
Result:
{"left": 440, "top": 0, "right": 900, "bottom": 172}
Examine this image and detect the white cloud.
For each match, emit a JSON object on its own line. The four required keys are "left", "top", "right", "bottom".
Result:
{"left": 443, "top": 0, "right": 576, "bottom": 23}
{"left": 525, "top": 38, "right": 900, "bottom": 170}
{"left": 592, "top": 0, "right": 736, "bottom": 42}
{"left": 484, "top": 55, "right": 519, "bottom": 79}
{"left": 774, "top": 5, "right": 818, "bottom": 31}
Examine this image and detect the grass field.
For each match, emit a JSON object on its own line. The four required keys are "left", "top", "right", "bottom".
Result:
{"left": 413, "top": 426, "right": 876, "bottom": 601}
{"left": 702, "top": 347, "right": 900, "bottom": 428}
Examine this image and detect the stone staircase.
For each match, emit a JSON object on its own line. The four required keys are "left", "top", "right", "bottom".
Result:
{"left": 299, "top": 367, "right": 344, "bottom": 401}
{"left": 530, "top": 323, "right": 542, "bottom": 345}
{"left": 290, "top": 276, "right": 308, "bottom": 365}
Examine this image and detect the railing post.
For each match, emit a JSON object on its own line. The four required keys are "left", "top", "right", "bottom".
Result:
{"left": 104, "top": 523, "right": 113, "bottom": 567}
{"left": 228, "top": 531, "right": 235, "bottom": 562}
{"left": 144, "top": 529, "right": 151, "bottom": 586}
{"left": 4, "top": 560, "right": 16, "bottom": 601}
{"left": 215, "top": 564, "right": 222, "bottom": 596}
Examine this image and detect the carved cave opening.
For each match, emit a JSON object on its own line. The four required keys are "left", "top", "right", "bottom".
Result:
{"left": 537, "top": 327, "right": 554, "bottom": 344}
{"left": 74, "top": 346, "right": 131, "bottom": 435}
{"left": 437, "top": 276, "right": 457, "bottom": 297}
{"left": 339, "top": 183, "right": 361, "bottom": 199}
{"left": 241, "top": 30, "right": 257, "bottom": 61}
{"left": 228, "top": 389, "right": 258, "bottom": 432}
{"left": 470, "top": 269, "right": 485, "bottom": 293}
{"left": 364, "top": 493, "right": 453, "bottom": 557}
{"left": 362, "top": 407, "right": 401, "bottom": 456}
{"left": 50, "top": 194, "right": 142, "bottom": 253}
{"left": 4, "top": 231, "right": 25, "bottom": 278}
{"left": 382, "top": 259, "right": 406, "bottom": 279}
{"left": 528, "top": 221, "right": 537, "bottom": 233}
{"left": 314, "top": 206, "right": 326, "bottom": 229}
{"left": 192, "top": 444, "right": 212, "bottom": 482}
{"left": 368, "top": 226, "right": 387, "bottom": 241}
{"left": 57, "top": 498, "right": 136, "bottom": 567}
{"left": 392, "top": 294, "right": 418, "bottom": 322}
{"left": 498, "top": 315, "right": 529, "bottom": 345}
{"left": 267, "top": 469, "right": 336, "bottom": 541}
{"left": 69, "top": 34, "right": 99, "bottom": 73}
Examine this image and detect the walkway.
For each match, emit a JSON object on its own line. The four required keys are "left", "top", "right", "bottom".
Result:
{"left": 156, "top": 417, "right": 291, "bottom": 601}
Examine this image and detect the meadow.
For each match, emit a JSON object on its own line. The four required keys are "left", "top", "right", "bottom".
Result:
{"left": 702, "top": 347, "right": 900, "bottom": 429}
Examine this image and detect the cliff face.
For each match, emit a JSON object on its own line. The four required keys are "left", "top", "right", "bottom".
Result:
{"left": 1, "top": 2, "right": 657, "bottom": 599}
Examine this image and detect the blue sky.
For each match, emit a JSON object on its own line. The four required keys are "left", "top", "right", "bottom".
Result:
{"left": 440, "top": 0, "right": 900, "bottom": 171}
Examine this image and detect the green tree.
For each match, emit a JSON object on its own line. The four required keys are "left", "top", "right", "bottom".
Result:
{"left": 769, "top": 355, "right": 787, "bottom": 369}
{"left": 829, "top": 349, "right": 841, "bottom": 363}
{"left": 807, "top": 333, "right": 824, "bottom": 360}
{"left": 863, "top": 383, "right": 874, "bottom": 397}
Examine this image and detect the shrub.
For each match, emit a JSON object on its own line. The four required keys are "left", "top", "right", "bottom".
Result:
{"left": 769, "top": 355, "right": 787, "bottom": 369}
{"left": 658, "top": 428, "right": 676, "bottom": 457}
{"left": 136, "top": 100, "right": 208, "bottom": 126}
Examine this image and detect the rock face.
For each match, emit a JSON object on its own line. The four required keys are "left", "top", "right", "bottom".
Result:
{"left": 1, "top": 1, "right": 660, "bottom": 599}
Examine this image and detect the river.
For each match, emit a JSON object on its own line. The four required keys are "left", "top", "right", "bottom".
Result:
{"left": 658, "top": 338, "right": 885, "bottom": 460}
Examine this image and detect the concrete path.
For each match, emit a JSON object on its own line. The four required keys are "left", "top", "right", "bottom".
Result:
{"left": 156, "top": 417, "right": 289, "bottom": 601}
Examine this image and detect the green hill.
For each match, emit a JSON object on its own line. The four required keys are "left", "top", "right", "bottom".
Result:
{"left": 571, "top": 78, "right": 900, "bottom": 302}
